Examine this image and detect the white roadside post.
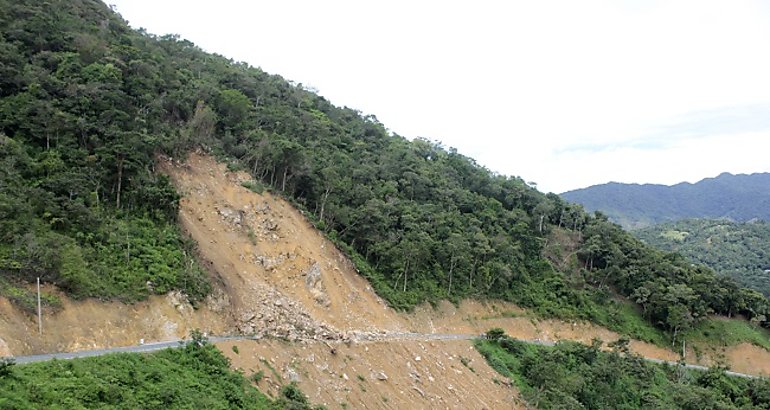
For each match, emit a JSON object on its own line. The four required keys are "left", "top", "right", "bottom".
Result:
{"left": 37, "top": 277, "right": 42, "bottom": 335}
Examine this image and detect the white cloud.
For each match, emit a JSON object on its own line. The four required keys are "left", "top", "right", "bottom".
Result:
{"left": 108, "top": 0, "right": 770, "bottom": 192}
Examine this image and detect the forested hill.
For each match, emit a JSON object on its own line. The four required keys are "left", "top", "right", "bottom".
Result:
{"left": 1, "top": 0, "right": 769, "bottom": 342}
{"left": 561, "top": 173, "right": 770, "bottom": 229}
{"left": 635, "top": 219, "right": 770, "bottom": 297}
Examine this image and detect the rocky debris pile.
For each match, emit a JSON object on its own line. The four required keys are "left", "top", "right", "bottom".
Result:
{"left": 215, "top": 200, "right": 280, "bottom": 242}
{"left": 216, "top": 205, "right": 245, "bottom": 226}
{"left": 341, "top": 330, "right": 391, "bottom": 343}
{"left": 236, "top": 283, "right": 340, "bottom": 342}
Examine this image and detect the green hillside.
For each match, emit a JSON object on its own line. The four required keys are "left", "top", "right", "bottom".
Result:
{"left": 0, "top": 0, "right": 768, "bottom": 350}
{"left": 635, "top": 219, "right": 770, "bottom": 297}
{"left": 560, "top": 173, "right": 770, "bottom": 229}
{"left": 477, "top": 329, "right": 770, "bottom": 409}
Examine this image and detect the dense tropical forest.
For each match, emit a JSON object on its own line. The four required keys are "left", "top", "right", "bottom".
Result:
{"left": 635, "top": 219, "right": 770, "bottom": 297}
{"left": 0, "top": 333, "right": 322, "bottom": 409}
{"left": 477, "top": 329, "right": 770, "bottom": 409}
{"left": 0, "top": 0, "right": 769, "bottom": 349}
{"left": 561, "top": 173, "right": 770, "bottom": 229}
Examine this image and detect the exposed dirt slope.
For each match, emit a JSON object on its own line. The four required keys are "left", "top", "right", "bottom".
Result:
{"left": 219, "top": 338, "right": 522, "bottom": 410}
{"left": 159, "top": 153, "right": 405, "bottom": 339}
{"left": 0, "top": 289, "right": 231, "bottom": 357}
{"left": 0, "top": 152, "right": 769, "bottom": 409}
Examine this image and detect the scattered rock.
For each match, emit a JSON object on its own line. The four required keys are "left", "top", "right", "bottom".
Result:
{"left": 254, "top": 254, "right": 286, "bottom": 270}
{"left": 373, "top": 371, "right": 388, "bottom": 381}
{"left": 284, "top": 367, "right": 300, "bottom": 382}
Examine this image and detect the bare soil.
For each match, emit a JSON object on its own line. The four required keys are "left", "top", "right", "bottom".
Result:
{"left": 219, "top": 338, "right": 523, "bottom": 410}
{"left": 0, "top": 152, "right": 768, "bottom": 408}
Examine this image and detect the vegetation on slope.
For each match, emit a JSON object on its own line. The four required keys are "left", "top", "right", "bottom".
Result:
{"left": 578, "top": 216, "right": 770, "bottom": 343}
{"left": 0, "top": 0, "right": 768, "bottom": 347}
{"left": 476, "top": 329, "right": 770, "bottom": 409}
{"left": 635, "top": 219, "right": 770, "bottom": 296}
{"left": 0, "top": 333, "right": 321, "bottom": 409}
{"left": 560, "top": 173, "right": 770, "bottom": 229}
{"left": 0, "top": 0, "right": 209, "bottom": 304}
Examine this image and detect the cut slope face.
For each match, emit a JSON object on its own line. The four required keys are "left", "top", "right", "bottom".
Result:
{"left": 0, "top": 288, "right": 232, "bottom": 356}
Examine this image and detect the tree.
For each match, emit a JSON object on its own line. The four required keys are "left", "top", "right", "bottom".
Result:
{"left": 187, "top": 100, "right": 217, "bottom": 149}
{"left": 216, "top": 88, "right": 251, "bottom": 130}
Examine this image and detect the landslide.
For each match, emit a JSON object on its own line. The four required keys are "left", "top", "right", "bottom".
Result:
{"left": 0, "top": 152, "right": 768, "bottom": 410}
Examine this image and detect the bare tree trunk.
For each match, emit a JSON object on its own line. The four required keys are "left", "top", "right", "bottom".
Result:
{"left": 469, "top": 258, "right": 477, "bottom": 290}
{"left": 319, "top": 187, "right": 331, "bottom": 223}
{"left": 116, "top": 157, "right": 124, "bottom": 209}
{"left": 393, "top": 270, "right": 404, "bottom": 290}
{"left": 447, "top": 258, "right": 455, "bottom": 296}
{"left": 403, "top": 259, "right": 410, "bottom": 292}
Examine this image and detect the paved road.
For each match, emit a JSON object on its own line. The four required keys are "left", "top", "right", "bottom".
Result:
{"left": 8, "top": 332, "right": 761, "bottom": 379}
{"left": 12, "top": 336, "right": 247, "bottom": 364}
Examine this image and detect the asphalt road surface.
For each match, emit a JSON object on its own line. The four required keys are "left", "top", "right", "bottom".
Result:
{"left": 8, "top": 333, "right": 761, "bottom": 379}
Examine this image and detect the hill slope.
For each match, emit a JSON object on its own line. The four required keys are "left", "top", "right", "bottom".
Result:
{"left": 2, "top": 0, "right": 770, "bottom": 369}
{"left": 635, "top": 219, "right": 770, "bottom": 296}
{"left": 561, "top": 173, "right": 770, "bottom": 229}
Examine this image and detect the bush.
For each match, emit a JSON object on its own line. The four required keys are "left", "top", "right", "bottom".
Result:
{"left": 241, "top": 180, "right": 265, "bottom": 194}
{"left": 486, "top": 328, "right": 506, "bottom": 341}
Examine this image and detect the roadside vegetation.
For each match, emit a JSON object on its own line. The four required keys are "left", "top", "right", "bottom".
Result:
{"left": 0, "top": 332, "right": 322, "bottom": 409}
{"left": 476, "top": 329, "right": 770, "bottom": 409}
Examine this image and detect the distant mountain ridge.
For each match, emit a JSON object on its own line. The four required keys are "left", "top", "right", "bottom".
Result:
{"left": 560, "top": 172, "right": 770, "bottom": 229}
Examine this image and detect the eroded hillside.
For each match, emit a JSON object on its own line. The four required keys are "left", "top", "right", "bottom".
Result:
{"left": 160, "top": 152, "right": 407, "bottom": 338}
{"left": 2, "top": 153, "right": 770, "bottom": 408}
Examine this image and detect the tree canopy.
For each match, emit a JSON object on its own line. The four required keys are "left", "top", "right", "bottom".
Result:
{"left": 636, "top": 219, "right": 770, "bottom": 297}
{"left": 0, "top": 0, "right": 767, "bottom": 342}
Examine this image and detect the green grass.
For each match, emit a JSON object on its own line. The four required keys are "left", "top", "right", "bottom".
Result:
{"left": 241, "top": 180, "right": 265, "bottom": 194}
{"left": 0, "top": 277, "right": 62, "bottom": 315}
{"left": 259, "top": 357, "right": 282, "bottom": 382}
{"left": 683, "top": 318, "right": 770, "bottom": 351}
{"left": 661, "top": 229, "right": 689, "bottom": 242}
{"left": 591, "top": 299, "right": 670, "bottom": 347}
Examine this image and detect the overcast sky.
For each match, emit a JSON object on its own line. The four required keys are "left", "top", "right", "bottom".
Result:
{"left": 106, "top": 0, "right": 770, "bottom": 193}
